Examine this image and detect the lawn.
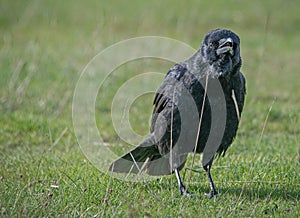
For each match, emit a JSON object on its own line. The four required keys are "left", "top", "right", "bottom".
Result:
{"left": 0, "top": 0, "right": 299, "bottom": 217}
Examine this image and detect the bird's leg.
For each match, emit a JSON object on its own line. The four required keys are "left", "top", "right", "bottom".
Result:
{"left": 203, "top": 163, "right": 218, "bottom": 198}
{"left": 174, "top": 168, "right": 191, "bottom": 196}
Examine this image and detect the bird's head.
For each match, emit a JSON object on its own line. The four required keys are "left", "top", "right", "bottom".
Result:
{"left": 200, "top": 29, "right": 242, "bottom": 80}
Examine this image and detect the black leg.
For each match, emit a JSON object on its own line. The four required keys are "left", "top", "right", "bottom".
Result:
{"left": 174, "top": 168, "right": 191, "bottom": 196}
{"left": 203, "top": 163, "right": 218, "bottom": 198}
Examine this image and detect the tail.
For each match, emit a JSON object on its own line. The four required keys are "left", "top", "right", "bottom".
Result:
{"left": 109, "top": 134, "right": 172, "bottom": 175}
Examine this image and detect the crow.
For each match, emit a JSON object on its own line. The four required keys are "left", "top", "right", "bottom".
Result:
{"left": 109, "top": 29, "right": 246, "bottom": 198}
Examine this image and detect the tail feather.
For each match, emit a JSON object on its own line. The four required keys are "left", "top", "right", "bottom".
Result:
{"left": 109, "top": 134, "right": 175, "bottom": 175}
{"left": 109, "top": 145, "right": 161, "bottom": 174}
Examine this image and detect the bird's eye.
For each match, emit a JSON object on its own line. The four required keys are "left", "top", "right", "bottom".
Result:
{"left": 209, "top": 41, "right": 219, "bottom": 47}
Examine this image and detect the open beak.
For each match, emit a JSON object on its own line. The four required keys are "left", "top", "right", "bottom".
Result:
{"left": 216, "top": 38, "right": 233, "bottom": 56}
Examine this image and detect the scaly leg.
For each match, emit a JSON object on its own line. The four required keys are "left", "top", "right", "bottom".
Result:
{"left": 174, "top": 168, "right": 191, "bottom": 196}
{"left": 203, "top": 162, "right": 218, "bottom": 198}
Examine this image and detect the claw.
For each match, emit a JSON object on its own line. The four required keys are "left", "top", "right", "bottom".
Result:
{"left": 179, "top": 185, "right": 194, "bottom": 197}
{"left": 205, "top": 190, "right": 218, "bottom": 199}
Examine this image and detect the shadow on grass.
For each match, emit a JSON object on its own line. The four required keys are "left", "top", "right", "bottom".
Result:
{"left": 189, "top": 182, "right": 299, "bottom": 201}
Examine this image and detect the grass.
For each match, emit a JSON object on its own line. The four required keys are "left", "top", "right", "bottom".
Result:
{"left": 1, "top": 0, "right": 299, "bottom": 217}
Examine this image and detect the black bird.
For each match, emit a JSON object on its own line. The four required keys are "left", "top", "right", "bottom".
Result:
{"left": 109, "top": 29, "right": 246, "bottom": 198}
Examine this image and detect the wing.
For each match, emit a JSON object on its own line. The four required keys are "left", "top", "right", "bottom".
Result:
{"left": 150, "top": 64, "right": 188, "bottom": 133}
{"left": 149, "top": 64, "right": 188, "bottom": 156}
{"left": 232, "top": 71, "right": 246, "bottom": 115}
{"left": 149, "top": 63, "right": 204, "bottom": 158}
{"left": 152, "top": 64, "right": 187, "bottom": 115}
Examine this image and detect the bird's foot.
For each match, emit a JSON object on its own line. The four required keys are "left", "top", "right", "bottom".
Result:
{"left": 179, "top": 185, "right": 194, "bottom": 197}
{"left": 205, "top": 190, "right": 218, "bottom": 199}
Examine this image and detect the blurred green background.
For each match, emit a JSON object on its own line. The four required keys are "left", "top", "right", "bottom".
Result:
{"left": 0, "top": 0, "right": 299, "bottom": 217}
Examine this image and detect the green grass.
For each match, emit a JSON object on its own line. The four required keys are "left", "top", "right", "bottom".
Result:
{"left": 1, "top": 0, "right": 299, "bottom": 217}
